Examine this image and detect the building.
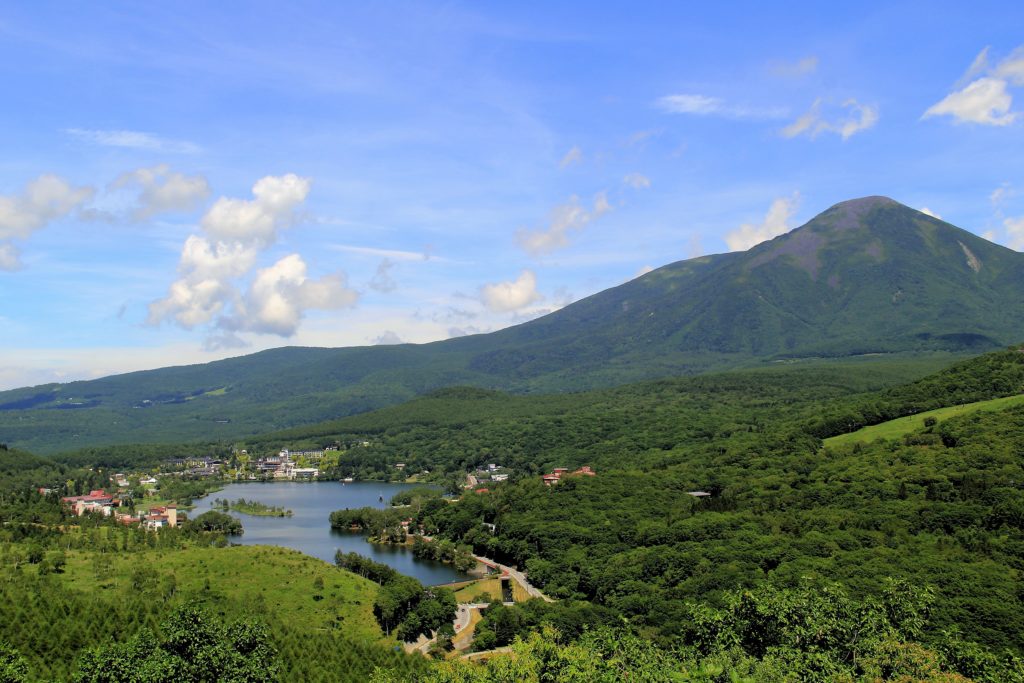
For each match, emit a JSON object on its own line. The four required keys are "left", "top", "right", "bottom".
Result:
{"left": 144, "top": 505, "right": 179, "bottom": 529}
{"left": 541, "top": 466, "right": 596, "bottom": 486}
{"left": 62, "top": 489, "right": 116, "bottom": 516}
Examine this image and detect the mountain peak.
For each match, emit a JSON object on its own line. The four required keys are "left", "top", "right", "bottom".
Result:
{"left": 831, "top": 195, "right": 900, "bottom": 210}
{"left": 818, "top": 196, "right": 902, "bottom": 231}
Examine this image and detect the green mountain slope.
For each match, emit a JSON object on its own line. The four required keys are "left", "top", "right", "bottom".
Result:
{"left": 2, "top": 196, "right": 1023, "bottom": 452}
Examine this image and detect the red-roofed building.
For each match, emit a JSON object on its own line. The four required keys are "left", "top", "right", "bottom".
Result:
{"left": 62, "top": 489, "right": 116, "bottom": 516}
{"left": 541, "top": 466, "right": 596, "bottom": 486}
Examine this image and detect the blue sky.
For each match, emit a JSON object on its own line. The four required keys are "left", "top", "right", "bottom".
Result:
{"left": 1, "top": 1, "right": 1023, "bottom": 389}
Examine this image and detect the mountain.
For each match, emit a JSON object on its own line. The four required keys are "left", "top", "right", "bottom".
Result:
{"left": 2, "top": 196, "right": 1023, "bottom": 453}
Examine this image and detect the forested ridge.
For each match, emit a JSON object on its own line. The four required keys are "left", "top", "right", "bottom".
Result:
{"left": 5, "top": 198, "right": 1024, "bottom": 456}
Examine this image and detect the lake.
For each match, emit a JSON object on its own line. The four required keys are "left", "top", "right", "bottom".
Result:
{"left": 195, "top": 481, "right": 469, "bottom": 585}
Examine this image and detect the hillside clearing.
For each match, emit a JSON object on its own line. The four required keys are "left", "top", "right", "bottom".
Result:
{"left": 823, "top": 393, "right": 1024, "bottom": 446}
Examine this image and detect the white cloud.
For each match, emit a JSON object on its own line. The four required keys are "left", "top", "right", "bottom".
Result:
{"left": 623, "top": 173, "right": 651, "bottom": 189}
{"left": 919, "top": 207, "right": 942, "bottom": 219}
{"left": 657, "top": 94, "right": 787, "bottom": 119}
{"left": 149, "top": 174, "right": 357, "bottom": 339}
{"left": 636, "top": 264, "right": 655, "bottom": 277}
{"left": 559, "top": 146, "right": 583, "bottom": 168}
{"left": 769, "top": 56, "right": 819, "bottom": 78}
{"left": 330, "top": 244, "right": 434, "bottom": 262}
{"left": 64, "top": 128, "right": 201, "bottom": 154}
{"left": 233, "top": 254, "right": 358, "bottom": 336}
{"left": 0, "top": 174, "right": 94, "bottom": 270}
{"left": 516, "top": 192, "right": 611, "bottom": 256}
{"left": 923, "top": 77, "right": 1017, "bottom": 126}
{"left": 480, "top": 269, "right": 543, "bottom": 312}
{"left": 924, "top": 47, "right": 1024, "bottom": 126}
{"left": 1005, "top": 216, "right": 1024, "bottom": 250}
{"left": 725, "top": 194, "right": 800, "bottom": 251}
{"left": 782, "top": 98, "right": 878, "bottom": 140}
{"left": 148, "top": 275, "right": 236, "bottom": 329}
{"left": 111, "top": 164, "right": 211, "bottom": 219}
{"left": 0, "top": 175, "right": 95, "bottom": 240}
{"left": 202, "top": 174, "right": 310, "bottom": 246}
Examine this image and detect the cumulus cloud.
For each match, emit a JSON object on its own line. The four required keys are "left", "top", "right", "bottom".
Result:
{"left": 657, "top": 94, "right": 787, "bottom": 119}
{"left": 782, "top": 99, "right": 878, "bottom": 140}
{"left": 0, "top": 174, "right": 94, "bottom": 270}
{"left": 233, "top": 254, "right": 357, "bottom": 336}
{"left": 201, "top": 174, "right": 310, "bottom": 246}
{"left": 369, "top": 258, "right": 397, "bottom": 292}
{"left": 148, "top": 174, "right": 358, "bottom": 340}
{"left": 724, "top": 194, "right": 800, "bottom": 252}
{"left": 924, "top": 47, "right": 1024, "bottom": 126}
{"left": 623, "top": 173, "right": 651, "bottom": 189}
{"left": 919, "top": 207, "right": 942, "bottom": 219}
{"left": 64, "top": 128, "right": 201, "bottom": 154}
{"left": 480, "top": 270, "right": 543, "bottom": 312}
{"left": 636, "top": 264, "right": 655, "bottom": 277}
{"left": 516, "top": 193, "right": 611, "bottom": 256}
{"left": 111, "top": 165, "right": 211, "bottom": 219}
{"left": 559, "top": 146, "right": 583, "bottom": 168}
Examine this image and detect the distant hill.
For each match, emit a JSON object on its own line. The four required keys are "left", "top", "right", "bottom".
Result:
{"left": 2, "top": 196, "right": 1022, "bottom": 453}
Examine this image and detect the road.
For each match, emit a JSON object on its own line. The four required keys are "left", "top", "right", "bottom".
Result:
{"left": 472, "top": 555, "right": 555, "bottom": 603}
{"left": 412, "top": 602, "right": 490, "bottom": 655}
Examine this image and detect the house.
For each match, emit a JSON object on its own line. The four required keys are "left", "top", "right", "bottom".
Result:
{"left": 62, "top": 489, "right": 116, "bottom": 516}
{"left": 491, "top": 473, "right": 509, "bottom": 482}
{"left": 542, "top": 465, "right": 596, "bottom": 486}
{"left": 686, "top": 491, "right": 712, "bottom": 498}
{"left": 145, "top": 505, "right": 178, "bottom": 529}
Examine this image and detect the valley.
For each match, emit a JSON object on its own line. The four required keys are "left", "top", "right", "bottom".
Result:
{"left": 2, "top": 200, "right": 1024, "bottom": 681}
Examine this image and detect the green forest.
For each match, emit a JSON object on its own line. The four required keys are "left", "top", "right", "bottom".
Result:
{"left": 0, "top": 347, "right": 1023, "bottom": 680}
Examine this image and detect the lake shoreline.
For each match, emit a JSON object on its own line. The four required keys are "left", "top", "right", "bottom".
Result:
{"left": 195, "top": 480, "right": 467, "bottom": 585}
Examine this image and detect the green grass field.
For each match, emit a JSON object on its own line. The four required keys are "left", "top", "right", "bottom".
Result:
{"left": 62, "top": 544, "right": 384, "bottom": 642}
{"left": 824, "top": 393, "right": 1024, "bottom": 447}
{"left": 1, "top": 541, "right": 431, "bottom": 681}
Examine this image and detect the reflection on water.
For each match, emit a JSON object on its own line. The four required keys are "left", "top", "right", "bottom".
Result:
{"left": 196, "top": 480, "right": 468, "bottom": 585}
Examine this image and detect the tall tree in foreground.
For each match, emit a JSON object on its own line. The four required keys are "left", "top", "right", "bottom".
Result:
{"left": 73, "top": 603, "right": 278, "bottom": 683}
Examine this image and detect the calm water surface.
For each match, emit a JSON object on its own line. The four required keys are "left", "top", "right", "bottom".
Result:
{"left": 196, "top": 481, "right": 468, "bottom": 585}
